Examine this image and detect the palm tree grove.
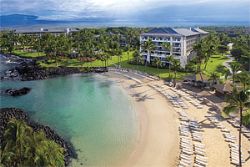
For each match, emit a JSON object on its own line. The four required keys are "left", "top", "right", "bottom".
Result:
{"left": 0, "top": 18, "right": 250, "bottom": 167}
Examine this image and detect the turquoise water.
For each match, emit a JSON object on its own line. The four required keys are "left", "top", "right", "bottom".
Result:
{"left": 0, "top": 74, "right": 137, "bottom": 166}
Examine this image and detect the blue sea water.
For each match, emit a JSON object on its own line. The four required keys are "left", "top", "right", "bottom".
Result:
{"left": 0, "top": 56, "right": 137, "bottom": 166}
{"left": 1, "top": 18, "right": 249, "bottom": 30}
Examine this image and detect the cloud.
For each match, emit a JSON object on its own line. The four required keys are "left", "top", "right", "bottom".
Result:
{"left": 1, "top": 0, "right": 249, "bottom": 21}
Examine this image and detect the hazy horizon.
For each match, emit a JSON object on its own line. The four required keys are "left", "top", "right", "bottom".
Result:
{"left": 1, "top": 0, "right": 249, "bottom": 28}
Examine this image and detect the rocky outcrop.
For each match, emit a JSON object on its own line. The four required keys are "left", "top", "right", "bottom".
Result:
{"left": 1, "top": 54, "right": 108, "bottom": 81}
{"left": 4, "top": 87, "right": 31, "bottom": 96}
{"left": 0, "top": 108, "right": 77, "bottom": 166}
{"left": 2, "top": 61, "right": 108, "bottom": 81}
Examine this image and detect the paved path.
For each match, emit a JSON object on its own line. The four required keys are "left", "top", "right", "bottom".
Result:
{"left": 223, "top": 54, "right": 235, "bottom": 74}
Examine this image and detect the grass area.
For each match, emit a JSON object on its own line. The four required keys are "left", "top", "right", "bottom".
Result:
{"left": 37, "top": 52, "right": 229, "bottom": 80}
{"left": 13, "top": 50, "right": 46, "bottom": 58}
{"left": 202, "top": 54, "right": 228, "bottom": 75}
{"left": 38, "top": 51, "right": 188, "bottom": 80}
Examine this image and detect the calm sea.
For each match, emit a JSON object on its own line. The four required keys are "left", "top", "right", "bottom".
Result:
{"left": 0, "top": 57, "right": 137, "bottom": 166}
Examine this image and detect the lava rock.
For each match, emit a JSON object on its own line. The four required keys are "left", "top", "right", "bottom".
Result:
{"left": 5, "top": 87, "right": 31, "bottom": 96}
{"left": 0, "top": 108, "right": 77, "bottom": 166}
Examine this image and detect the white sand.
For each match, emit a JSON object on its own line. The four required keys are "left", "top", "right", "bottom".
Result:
{"left": 104, "top": 71, "right": 250, "bottom": 167}
{"left": 105, "top": 72, "right": 180, "bottom": 167}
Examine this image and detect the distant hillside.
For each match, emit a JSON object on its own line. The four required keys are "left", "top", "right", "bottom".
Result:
{"left": 0, "top": 14, "right": 114, "bottom": 28}
{"left": 0, "top": 14, "right": 64, "bottom": 27}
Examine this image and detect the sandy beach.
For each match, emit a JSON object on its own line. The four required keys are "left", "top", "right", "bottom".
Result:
{"left": 104, "top": 70, "right": 250, "bottom": 167}
{"left": 105, "top": 71, "right": 180, "bottom": 167}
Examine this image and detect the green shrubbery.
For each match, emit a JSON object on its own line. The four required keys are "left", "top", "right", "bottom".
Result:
{"left": 0, "top": 119, "right": 65, "bottom": 167}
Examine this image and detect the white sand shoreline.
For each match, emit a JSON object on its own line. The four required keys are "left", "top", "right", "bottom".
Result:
{"left": 102, "top": 70, "right": 250, "bottom": 167}
{"left": 104, "top": 71, "right": 180, "bottom": 167}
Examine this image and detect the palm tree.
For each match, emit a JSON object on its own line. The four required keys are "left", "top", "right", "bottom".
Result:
{"left": 142, "top": 39, "right": 155, "bottom": 66}
{"left": 1, "top": 119, "right": 33, "bottom": 166}
{"left": 235, "top": 72, "right": 250, "bottom": 91}
{"left": 218, "top": 44, "right": 228, "bottom": 57}
{"left": 162, "top": 42, "right": 171, "bottom": 54}
{"left": 153, "top": 57, "right": 161, "bottom": 68}
{"left": 132, "top": 50, "right": 143, "bottom": 67}
{"left": 224, "top": 88, "right": 250, "bottom": 167}
{"left": 0, "top": 119, "right": 65, "bottom": 167}
{"left": 220, "top": 67, "right": 231, "bottom": 80}
{"left": 31, "top": 131, "right": 64, "bottom": 167}
{"left": 193, "top": 42, "right": 206, "bottom": 81}
{"left": 171, "top": 59, "right": 180, "bottom": 87}
{"left": 203, "top": 34, "right": 219, "bottom": 70}
{"left": 230, "top": 62, "right": 242, "bottom": 85}
{"left": 166, "top": 55, "right": 174, "bottom": 77}
{"left": 153, "top": 57, "right": 162, "bottom": 76}
{"left": 0, "top": 31, "right": 17, "bottom": 54}
{"left": 209, "top": 72, "right": 219, "bottom": 85}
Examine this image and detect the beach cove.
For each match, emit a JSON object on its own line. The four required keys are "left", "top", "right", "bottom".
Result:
{"left": 0, "top": 54, "right": 181, "bottom": 167}
{"left": 1, "top": 56, "right": 249, "bottom": 167}
{"left": 0, "top": 73, "right": 138, "bottom": 166}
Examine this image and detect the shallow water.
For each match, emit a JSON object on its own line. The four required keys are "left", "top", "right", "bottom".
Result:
{"left": 0, "top": 74, "right": 137, "bottom": 166}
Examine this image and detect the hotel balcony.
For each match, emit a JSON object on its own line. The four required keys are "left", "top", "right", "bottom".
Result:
{"left": 172, "top": 43, "right": 181, "bottom": 47}
{"left": 150, "top": 53, "right": 168, "bottom": 58}
{"left": 140, "top": 37, "right": 171, "bottom": 42}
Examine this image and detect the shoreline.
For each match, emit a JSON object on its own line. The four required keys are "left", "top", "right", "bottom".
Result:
{"left": 0, "top": 53, "right": 108, "bottom": 81}
{"left": 104, "top": 71, "right": 180, "bottom": 167}
{"left": 103, "top": 70, "right": 250, "bottom": 167}
{"left": 1, "top": 59, "right": 250, "bottom": 166}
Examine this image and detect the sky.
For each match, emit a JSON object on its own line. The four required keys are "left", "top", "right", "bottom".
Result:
{"left": 1, "top": 0, "right": 250, "bottom": 23}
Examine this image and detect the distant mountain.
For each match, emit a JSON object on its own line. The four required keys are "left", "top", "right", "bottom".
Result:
{"left": 0, "top": 14, "right": 115, "bottom": 28}
{"left": 0, "top": 14, "right": 66, "bottom": 27}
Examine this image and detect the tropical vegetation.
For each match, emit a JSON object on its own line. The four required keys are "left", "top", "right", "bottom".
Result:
{"left": 0, "top": 27, "right": 249, "bottom": 82}
{"left": 0, "top": 119, "right": 65, "bottom": 167}
{"left": 223, "top": 71, "right": 250, "bottom": 167}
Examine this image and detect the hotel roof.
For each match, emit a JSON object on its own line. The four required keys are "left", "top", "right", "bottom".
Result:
{"left": 142, "top": 27, "right": 208, "bottom": 36}
{"left": 147, "top": 28, "right": 178, "bottom": 34}
{"left": 173, "top": 28, "right": 200, "bottom": 36}
{"left": 14, "top": 28, "right": 79, "bottom": 34}
{"left": 190, "top": 28, "right": 209, "bottom": 34}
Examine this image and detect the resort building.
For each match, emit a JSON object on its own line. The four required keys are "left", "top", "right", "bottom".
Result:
{"left": 140, "top": 27, "right": 208, "bottom": 67}
{"left": 14, "top": 28, "right": 79, "bottom": 36}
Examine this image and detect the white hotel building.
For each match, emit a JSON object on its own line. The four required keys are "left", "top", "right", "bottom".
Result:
{"left": 140, "top": 27, "right": 208, "bottom": 67}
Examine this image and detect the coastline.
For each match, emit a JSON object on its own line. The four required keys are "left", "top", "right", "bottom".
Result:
{"left": 104, "top": 71, "right": 180, "bottom": 167}
{"left": 1, "top": 56, "right": 249, "bottom": 166}
{"left": 103, "top": 70, "right": 250, "bottom": 167}
{"left": 0, "top": 53, "right": 108, "bottom": 81}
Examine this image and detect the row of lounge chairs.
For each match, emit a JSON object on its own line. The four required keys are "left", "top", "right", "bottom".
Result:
{"left": 206, "top": 111, "right": 246, "bottom": 166}
{"left": 122, "top": 74, "right": 143, "bottom": 84}
{"left": 109, "top": 67, "right": 158, "bottom": 81}
{"left": 178, "top": 111, "right": 208, "bottom": 167}
{"left": 150, "top": 83, "right": 249, "bottom": 166}
{"left": 169, "top": 88, "right": 204, "bottom": 109}
{"left": 227, "top": 119, "right": 250, "bottom": 140}
{"left": 150, "top": 85, "right": 189, "bottom": 110}
{"left": 114, "top": 71, "right": 143, "bottom": 84}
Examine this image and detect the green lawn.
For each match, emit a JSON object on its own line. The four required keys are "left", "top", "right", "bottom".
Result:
{"left": 38, "top": 51, "right": 188, "bottom": 80}
{"left": 202, "top": 54, "right": 228, "bottom": 75}
{"left": 37, "top": 52, "right": 229, "bottom": 80}
{"left": 13, "top": 50, "right": 46, "bottom": 58}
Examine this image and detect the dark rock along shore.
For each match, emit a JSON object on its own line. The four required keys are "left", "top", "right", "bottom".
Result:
{"left": 1, "top": 55, "right": 108, "bottom": 81}
{"left": 4, "top": 87, "right": 31, "bottom": 96}
{"left": 0, "top": 54, "right": 109, "bottom": 165}
{"left": 0, "top": 108, "right": 77, "bottom": 166}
